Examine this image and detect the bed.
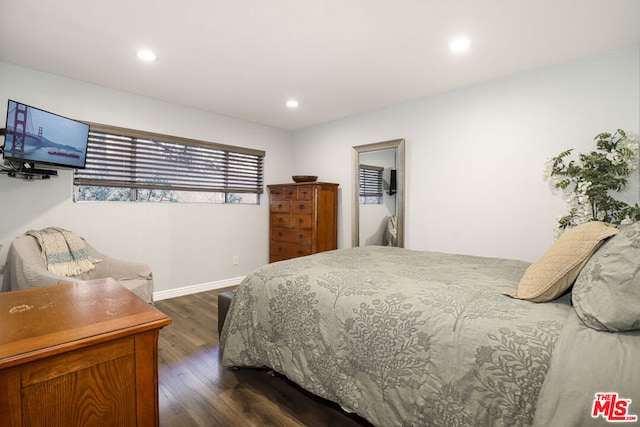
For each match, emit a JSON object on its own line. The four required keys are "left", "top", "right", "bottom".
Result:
{"left": 220, "top": 221, "right": 640, "bottom": 427}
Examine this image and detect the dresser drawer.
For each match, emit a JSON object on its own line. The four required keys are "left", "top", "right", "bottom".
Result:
{"left": 283, "top": 187, "right": 298, "bottom": 199}
{"left": 290, "top": 200, "right": 312, "bottom": 215}
{"left": 296, "top": 186, "right": 314, "bottom": 200}
{"left": 271, "top": 227, "right": 312, "bottom": 245}
{"left": 270, "top": 241, "right": 312, "bottom": 259}
{"left": 270, "top": 187, "right": 286, "bottom": 200}
{"left": 271, "top": 213, "right": 290, "bottom": 227}
{"left": 290, "top": 214, "right": 312, "bottom": 228}
{"left": 270, "top": 200, "right": 290, "bottom": 213}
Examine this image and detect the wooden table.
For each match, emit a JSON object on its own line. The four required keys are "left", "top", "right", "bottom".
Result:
{"left": 0, "top": 278, "right": 171, "bottom": 426}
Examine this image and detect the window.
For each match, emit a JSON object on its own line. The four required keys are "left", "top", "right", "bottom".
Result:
{"left": 359, "top": 164, "right": 384, "bottom": 204}
{"left": 74, "top": 123, "right": 265, "bottom": 204}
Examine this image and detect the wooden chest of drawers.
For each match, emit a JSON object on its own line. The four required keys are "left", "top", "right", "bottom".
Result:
{"left": 268, "top": 182, "right": 339, "bottom": 262}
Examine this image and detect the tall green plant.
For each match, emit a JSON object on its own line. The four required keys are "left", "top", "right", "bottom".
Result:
{"left": 544, "top": 129, "right": 640, "bottom": 235}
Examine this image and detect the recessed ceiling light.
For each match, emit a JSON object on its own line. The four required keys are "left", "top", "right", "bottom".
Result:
{"left": 286, "top": 99, "right": 299, "bottom": 108}
{"left": 136, "top": 49, "right": 158, "bottom": 62}
{"left": 448, "top": 37, "right": 471, "bottom": 53}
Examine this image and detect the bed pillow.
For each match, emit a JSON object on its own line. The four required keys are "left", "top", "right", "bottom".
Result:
{"left": 572, "top": 222, "right": 640, "bottom": 331}
{"left": 504, "top": 221, "right": 618, "bottom": 303}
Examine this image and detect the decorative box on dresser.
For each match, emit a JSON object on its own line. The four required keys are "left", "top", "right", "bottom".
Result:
{"left": 268, "top": 182, "right": 339, "bottom": 262}
{"left": 0, "top": 278, "right": 171, "bottom": 427}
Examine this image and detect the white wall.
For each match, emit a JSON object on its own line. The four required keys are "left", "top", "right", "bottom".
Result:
{"left": 0, "top": 62, "right": 293, "bottom": 296}
{"left": 292, "top": 47, "right": 640, "bottom": 262}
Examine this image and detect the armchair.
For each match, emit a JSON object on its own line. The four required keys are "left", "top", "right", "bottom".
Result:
{"left": 1, "top": 234, "right": 154, "bottom": 303}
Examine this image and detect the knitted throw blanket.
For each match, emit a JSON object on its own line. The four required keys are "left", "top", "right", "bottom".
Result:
{"left": 26, "top": 227, "right": 100, "bottom": 276}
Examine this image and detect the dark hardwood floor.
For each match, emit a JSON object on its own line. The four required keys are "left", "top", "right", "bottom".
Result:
{"left": 155, "top": 288, "right": 374, "bottom": 427}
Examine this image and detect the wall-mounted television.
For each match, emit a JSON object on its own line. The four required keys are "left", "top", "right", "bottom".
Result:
{"left": 2, "top": 100, "right": 89, "bottom": 170}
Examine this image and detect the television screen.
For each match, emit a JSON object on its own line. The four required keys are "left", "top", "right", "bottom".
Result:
{"left": 2, "top": 100, "right": 89, "bottom": 169}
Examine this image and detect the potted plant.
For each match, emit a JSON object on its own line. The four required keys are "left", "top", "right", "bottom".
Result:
{"left": 544, "top": 129, "right": 640, "bottom": 236}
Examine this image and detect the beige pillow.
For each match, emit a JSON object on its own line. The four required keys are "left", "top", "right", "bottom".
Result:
{"left": 504, "top": 221, "right": 618, "bottom": 303}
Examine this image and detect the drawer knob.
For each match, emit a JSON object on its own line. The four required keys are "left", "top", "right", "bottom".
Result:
{"left": 299, "top": 204, "right": 304, "bottom": 209}
{"left": 297, "top": 250, "right": 303, "bottom": 255}
{"left": 278, "top": 204, "right": 283, "bottom": 208}
{"left": 278, "top": 232, "right": 283, "bottom": 236}
{"left": 298, "top": 234, "right": 303, "bottom": 239}
{"left": 298, "top": 218, "right": 303, "bottom": 224}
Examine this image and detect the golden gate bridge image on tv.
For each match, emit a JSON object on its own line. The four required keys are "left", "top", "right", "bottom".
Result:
{"left": 4, "top": 101, "right": 87, "bottom": 168}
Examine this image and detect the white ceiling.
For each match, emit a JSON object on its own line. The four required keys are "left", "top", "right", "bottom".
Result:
{"left": 1, "top": 1, "right": 639, "bottom": 131}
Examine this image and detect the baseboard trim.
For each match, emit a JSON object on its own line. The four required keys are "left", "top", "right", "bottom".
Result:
{"left": 153, "top": 276, "right": 245, "bottom": 302}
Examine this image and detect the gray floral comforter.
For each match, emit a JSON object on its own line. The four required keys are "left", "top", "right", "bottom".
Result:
{"left": 220, "top": 246, "right": 572, "bottom": 427}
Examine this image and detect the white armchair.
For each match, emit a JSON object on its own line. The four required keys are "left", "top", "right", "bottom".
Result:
{"left": 1, "top": 234, "right": 154, "bottom": 303}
